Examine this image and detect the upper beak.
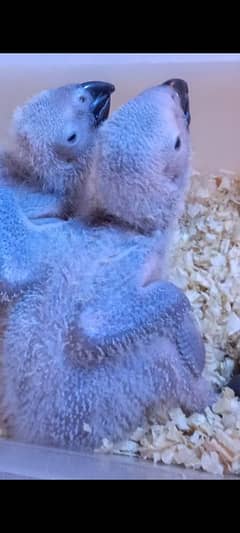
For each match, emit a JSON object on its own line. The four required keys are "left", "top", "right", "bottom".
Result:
{"left": 80, "top": 81, "right": 115, "bottom": 126}
{"left": 162, "top": 78, "right": 191, "bottom": 128}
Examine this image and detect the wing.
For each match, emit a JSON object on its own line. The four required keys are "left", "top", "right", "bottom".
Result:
{"left": 175, "top": 310, "right": 206, "bottom": 377}
{"left": 80, "top": 276, "right": 205, "bottom": 379}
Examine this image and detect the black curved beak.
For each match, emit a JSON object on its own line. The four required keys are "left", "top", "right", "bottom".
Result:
{"left": 162, "top": 78, "right": 191, "bottom": 128}
{"left": 80, "top": 81, "right": 115, "bottom": 126}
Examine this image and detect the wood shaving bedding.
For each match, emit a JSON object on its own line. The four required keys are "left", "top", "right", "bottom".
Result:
{"left": 101, "top": 172, "right": 240, "bottom": 476}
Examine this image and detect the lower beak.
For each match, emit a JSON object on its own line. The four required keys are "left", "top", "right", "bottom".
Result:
{"left": 90, "top": 92, "right": 112, "bottom": 126}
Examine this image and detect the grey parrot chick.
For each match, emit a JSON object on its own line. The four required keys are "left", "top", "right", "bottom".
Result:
{"left": 78, "top": 79, "right": 192, "bottom": 282}
{"left": 0, "top": 80, "right": 216, "bottom": 450}
{"left": 81, "top": 78, "right": 191, "bottom": 232}
{"left": 0, "top": 81, "right": 114, "bottom": 219}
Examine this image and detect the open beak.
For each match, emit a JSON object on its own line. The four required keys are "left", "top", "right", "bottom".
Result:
{"left": 80, "top": 81, "right": 115, "bottom": 126}
{"left": 162, "top": 78, "right": 191, "bottom": 128}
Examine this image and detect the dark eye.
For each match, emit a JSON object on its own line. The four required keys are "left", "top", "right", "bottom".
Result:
{"left": 79, "top": 96, "right": 85, "bottom": 103}
{"left": 67, "top": 133, "right": 77, "bottom": 143}
{"left": 174, "top": 136, "right": 181, "bottom": 150}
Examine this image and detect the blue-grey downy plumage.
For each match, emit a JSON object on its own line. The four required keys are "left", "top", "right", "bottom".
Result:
{"left": 0, "top": 80, "right": 216, "bottom": 449}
